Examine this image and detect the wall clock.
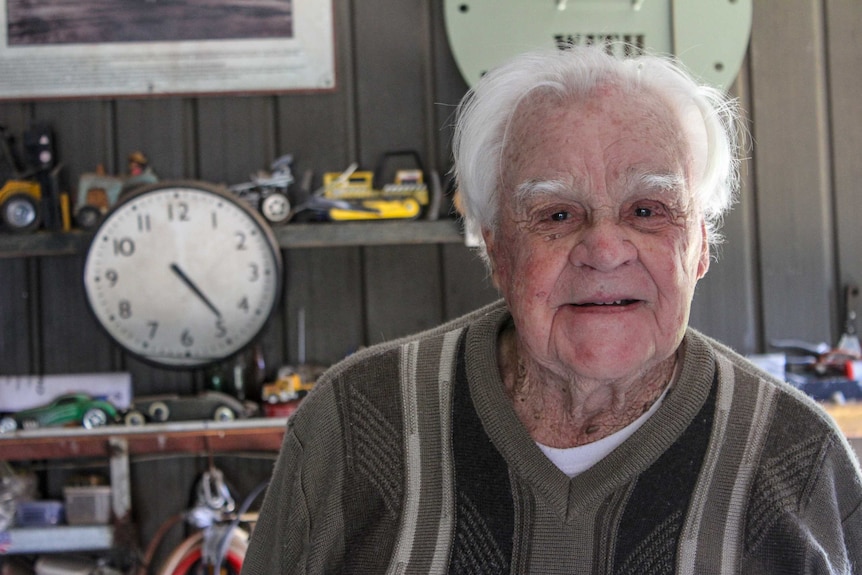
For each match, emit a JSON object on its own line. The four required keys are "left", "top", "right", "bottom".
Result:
{"left": 444, "top": 0, "right": 752, "bottom": 91}
{"left": 83, "top": 181, "right": 283, "bottom": 368}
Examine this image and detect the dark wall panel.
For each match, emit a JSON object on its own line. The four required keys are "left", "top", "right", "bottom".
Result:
{"left": 825, "top": 0, "right": 862, "bottom": 302}
{"left": 748, "top": 1, "right": 837, "bottom": 346}
{"left": 0, "top": 259, "right": 33, "bottom": 374}
{"left": 688, "top": 63, "right": 761, "bottom": 354}
{"left": 363, "top": 244, "right": 444, "bottom": 345}
{"left": 115, "top": 99, "right": 194, "bottom": 179}
{"left": 196, "top": 97, "right": 276, "bottom": 185}
{"left": 37, "top": 255, "right": 115, "bottom": 373}
{"left": 283, "top": 247, "right": 365, "bottom": 366}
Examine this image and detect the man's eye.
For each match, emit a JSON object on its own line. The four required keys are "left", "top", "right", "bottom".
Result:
{"left": 634, "top": 207, "right": 653, "bottom": 217}
{"left": 550, "top": 211, "right": 569, "bottom": 222}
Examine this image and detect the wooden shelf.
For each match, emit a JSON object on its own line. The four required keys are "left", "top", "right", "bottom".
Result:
{"left": 0, "top": 418, "right": 288, "bottom": 461}
{"left": 0, "top": 419, "right": 286, "bottom": 556}
{"left": 0, "top": 220, "right": 466, "bottom": 259}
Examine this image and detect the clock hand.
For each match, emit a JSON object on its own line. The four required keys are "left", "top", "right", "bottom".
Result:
{"left": 170, "top": 263, "right": 222, "bottom": 318}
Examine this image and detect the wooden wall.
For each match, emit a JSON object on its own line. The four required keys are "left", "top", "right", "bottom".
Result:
{"left": 1, "top": 0, "right": 861, "bottom": 565}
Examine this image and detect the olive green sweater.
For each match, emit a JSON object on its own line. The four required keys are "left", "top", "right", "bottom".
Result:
{"left": 242, "top": 300, "right": 862, "bottom": 574}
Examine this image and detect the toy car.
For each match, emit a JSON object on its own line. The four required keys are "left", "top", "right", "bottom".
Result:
{"left": 0, "top": 393, "right": 120, "bottom": 433}
{"left": 260, "top": 367, "right": 315, "bottom": 404}
{"left": 126, "top": 391, "right": 254, "bottom": 424}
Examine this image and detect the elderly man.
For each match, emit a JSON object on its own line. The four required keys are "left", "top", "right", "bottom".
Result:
{"left": 241, "top": 46, "right": 862, "bottom": 574}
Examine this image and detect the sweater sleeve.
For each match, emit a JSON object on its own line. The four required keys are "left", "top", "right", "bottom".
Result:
{"left": 241, "top": 382, "right": 348, "bottom": 575}
{"left": 741, "top": 431, "right": 862, "bottom": 574}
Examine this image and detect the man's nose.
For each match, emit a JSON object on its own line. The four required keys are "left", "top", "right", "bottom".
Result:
{"left": 569, "top": 216, "right": 636, "bottom": 272}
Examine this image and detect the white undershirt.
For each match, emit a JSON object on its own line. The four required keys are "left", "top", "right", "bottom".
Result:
{"left": 537, "top": 387, "right": 669, "bottom": 478}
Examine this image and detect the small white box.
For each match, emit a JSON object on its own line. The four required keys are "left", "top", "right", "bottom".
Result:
{"left": 63, "top": 486, "right": 112, "bottom": 525}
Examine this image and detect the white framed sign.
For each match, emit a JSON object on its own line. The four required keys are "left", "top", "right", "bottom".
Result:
{"left": 0, "top": 0, "right": 335, "bottom": 100}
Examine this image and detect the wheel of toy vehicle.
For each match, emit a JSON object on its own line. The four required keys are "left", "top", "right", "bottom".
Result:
{"left": 212, "top": 406, "right": 236, "bottom": 422}
{"left": 123, "top": 410, "right": 146, "bottom": 426}
{"left": 0, "top": 417, "right": 17, "bottom": 433}
{"left": 0, "top": 193, "right": 41, "bottom": 233}
{"left": 148, "top": 401, "right": 170, "bottom": 422}
{"left": 260, "top": 192, "right": 291, "bottom": 224}
{"left": 82, "top": 407, "right": 109, "bottom": 429}
{"left": 75, "top": 205, "right": 103, "bottom": 231}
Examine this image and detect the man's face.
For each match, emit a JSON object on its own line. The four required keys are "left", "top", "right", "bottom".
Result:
{"left": 485, "top": 85, "right": 709, "bottom": 383}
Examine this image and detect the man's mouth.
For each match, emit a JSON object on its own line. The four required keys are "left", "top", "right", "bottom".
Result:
{"left": 574, "top": 299, "right": 639, "bottom": 307}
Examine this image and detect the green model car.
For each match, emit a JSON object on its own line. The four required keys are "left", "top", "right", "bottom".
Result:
{"left": 0, "top": 393, "right": 120, "bottom": 433}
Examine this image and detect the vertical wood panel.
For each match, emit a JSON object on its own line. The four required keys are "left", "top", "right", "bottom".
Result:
{"left": 363, "top": 245, "right": 444, "bottom": 344}
{"left": 115, "top": 99, "right": 195, "bottom": 179}
{"left": 38, "top": 255, "right": 116, "bottom": 373}
{"left": 283, "top": 247, "right": 364, "bottom": 365}
{"left": 0, "top": 103, "right": 32, "bottom": 137}
{"left": 0, "top": 259, "right": 33, "bottom": 374}
{"left": 688, "top": 61, "right": 761, "bottom": 354}
{"left": 276, "top": 0, "right": 365, "bottom": 371}
{"left": 748, "top": 1, "right": 836, "bottom": 346}
{"left": 32, "top": 101, "right": 114, "bottom": 185}
{"left": 430, "top": 0, "right": 469, "bottom": 174}
{"left": 276, "top": 92, "right": 354, "bottom": 183}
{"left": 353, "top": 0, "right": 429, "bottom": 166}
{"left": 276, "top": 0, "right": 356, "bottom": 181}
{"left": 440, "top": 243, "right": 499, "bottom": 320}
{"left": 196, "top": 97, "right": 276, "bottom": 184}
{"left": 825, "top": 1, "right": 862, "bottom": 298}
{"left": 352, "top": 0, "right": 446, "bottom": 347}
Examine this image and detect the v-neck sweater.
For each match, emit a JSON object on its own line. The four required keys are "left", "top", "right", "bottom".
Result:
{"left": 242, "top": 299, "right": 862, "bottom": 574}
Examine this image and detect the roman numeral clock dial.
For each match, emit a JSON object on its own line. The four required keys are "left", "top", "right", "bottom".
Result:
{"left": 83, "top": 181, "right": 283, "bottom": 368}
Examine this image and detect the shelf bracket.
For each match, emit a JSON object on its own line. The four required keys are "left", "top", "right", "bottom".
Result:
{"left": 108, "top": 437, "right": 132, "bottom": 521}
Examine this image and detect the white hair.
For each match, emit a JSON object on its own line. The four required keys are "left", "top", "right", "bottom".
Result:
{"left": 451, "top": 45, "right": 744, "bottom": 263}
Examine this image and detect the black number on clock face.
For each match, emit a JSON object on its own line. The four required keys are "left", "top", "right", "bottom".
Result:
{"left": 148, "top": 321, "right": 158, "bottom": 339}
{"left": 168, "top": 202, "right": 190, "bottom": 222}
{"left": 113, "top": 238, "right": 135, "bottom": 256}
{"left": 118, "top": 300, "right": 132, "bottom": 319}
{"left": 137, "top": 214, "right": 151, "bottom": 232}
{"left": 235, "top": 231, "right": 247, "bottom": 250}
{"left": 181, "top": 329, "right": 194, "bottom": 347}
{"left": 215, "top": 318, "right": 226, "bottom": 338}
{"left": 105, "top": 269, "right": 118, "bottom": 287}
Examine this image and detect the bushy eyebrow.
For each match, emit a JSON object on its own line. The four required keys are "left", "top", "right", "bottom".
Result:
{"left": 513, "top": 178, "right": 573, "bottom": 202}
{"left": 634, "top": 172, "right": 686, "bottom": 195}
{"left": 512, "top": 172, "right": 686, "bottom": 204}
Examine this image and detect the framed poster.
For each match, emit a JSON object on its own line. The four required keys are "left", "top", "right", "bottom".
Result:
{"left": 0, "top": 0, "right": 335, "bottom": 100}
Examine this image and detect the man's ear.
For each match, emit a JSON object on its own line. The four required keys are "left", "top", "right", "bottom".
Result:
{"left": 697, "top": 222, "right": 710, "bottom": 279}
{"left": 482, "top": 227, "right": 502, "bottom": 288}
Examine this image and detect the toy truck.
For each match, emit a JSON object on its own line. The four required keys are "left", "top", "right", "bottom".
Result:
{"left": 0, "top": 125, "right": 63, "bottom": 233}
{"left": 261, "top": 366, "right": 316, "bottom": 404}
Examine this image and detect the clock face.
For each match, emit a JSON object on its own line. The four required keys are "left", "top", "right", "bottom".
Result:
{"left": 83, "top": 181, "right": 283, "bottom": 368}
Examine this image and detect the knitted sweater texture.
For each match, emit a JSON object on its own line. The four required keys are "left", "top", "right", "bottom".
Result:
{"left": 241, "top": 300, "right": 862, "bottom": 574}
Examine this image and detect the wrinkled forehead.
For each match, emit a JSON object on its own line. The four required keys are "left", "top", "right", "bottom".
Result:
{"left": 501, "top": 82, "right": 702, "bottom": 190}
